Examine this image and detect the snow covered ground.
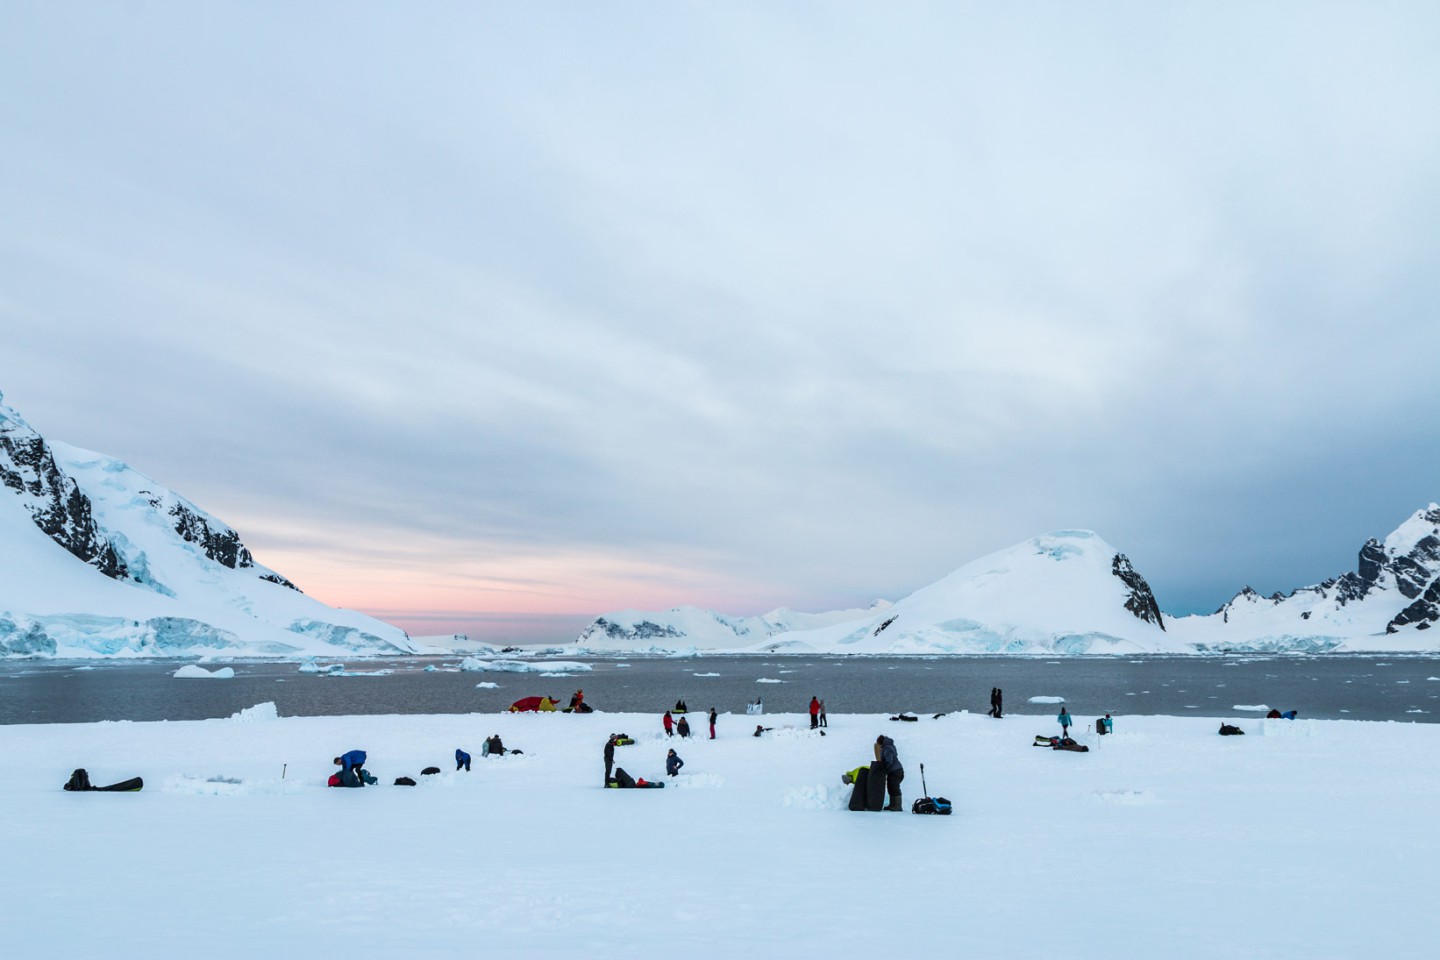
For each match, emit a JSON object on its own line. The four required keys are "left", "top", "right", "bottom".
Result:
{"left": 3, "top": 709, "right": 1436, "bottom": 958}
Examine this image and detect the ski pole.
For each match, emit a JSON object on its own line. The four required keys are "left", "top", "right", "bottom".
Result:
{"left": 920, "top": 762, "right": 927, "bottom": 796}
{"left": 282, "top": 763, "right": 287, "bottom": 780}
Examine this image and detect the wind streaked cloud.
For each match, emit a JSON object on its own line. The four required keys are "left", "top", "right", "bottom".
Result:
{"left": 2, "top": 3, "right": 1438, "bottom": 639}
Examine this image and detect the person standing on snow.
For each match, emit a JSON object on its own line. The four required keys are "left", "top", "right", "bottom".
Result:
{"left": 1058, "top": 706, "right": 1072, "bottom": 739}
{"left": 666, "top": 749, "right": 684, "bottom": 777}
{"left": 603, "top": 734, "right": 617, "bottom": 785}
{"left": 809, "top": 696, "right": 821, "bottom": 729}
{"left": 818, "top": 699, "right": 827, "bottom": 728}
{"left": 455, "top": 748, "right": 471, "bottom": 771}
{"left": 873, "top": 735, "right": 904, "bottom": 811}
{"left": 663, "top": 711, "right": 674, "bottom": 737}
{"left": 677, "top": 715, "right": 691, "bottom": 738}
{"left": 708, "top": 706, "right": 717, "bottom": 739}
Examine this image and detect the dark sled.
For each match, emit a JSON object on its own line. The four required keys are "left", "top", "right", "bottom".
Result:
{"left": 865, "top": 764, "right": 888, "bottom": 811}
{"left": 848, "top": 766, "right": 871, "bottom": 811}
{"left": 64, "top": 769, "right": 142, "bottom": 792}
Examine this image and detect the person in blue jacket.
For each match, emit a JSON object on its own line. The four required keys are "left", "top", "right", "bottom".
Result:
{"left": 456, "top": 748, "right": 471, "bottom": 771}
{"left": 334, "top": 749, "right": 366, "bottom": 774}
{"left": 1058, "top": 706, "right": 1072, "bottom": 738}
{"left": 331, "top": 749, "right": 371, "bottom": 787}
{"left": 666, "top": 748, "right": 684, "bottom": 777}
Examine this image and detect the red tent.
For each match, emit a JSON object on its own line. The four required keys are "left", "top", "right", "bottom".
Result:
{"left": 508, "top": 695, "right": 559, "bottom": 713}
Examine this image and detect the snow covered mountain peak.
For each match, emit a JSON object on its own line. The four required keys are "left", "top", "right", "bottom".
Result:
{"left": 574, "top": 530, "right": 1170, "bottom": 656}
{"left": 0, "top": 390, "right": 412, "bottom": 658}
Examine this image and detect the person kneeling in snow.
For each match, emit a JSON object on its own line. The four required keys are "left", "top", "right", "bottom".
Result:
{"left": 330, "top": 750, "right": 377, "bottom": 787}
{"left": 483, "top": 735, "right": 506, "bottom": 757}
{"left": 456, "top": 748, "right": 471, "bottom": 771}
{"left": 666, "top": 749, "right": 684, "bottom": 777}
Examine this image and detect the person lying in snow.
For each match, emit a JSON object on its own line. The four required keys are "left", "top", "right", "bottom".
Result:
{"left": 606, "top": 767, "right": 665, "bottom": 788}
{"left": 753, "top": 725, "right": 773, "bottom": 737}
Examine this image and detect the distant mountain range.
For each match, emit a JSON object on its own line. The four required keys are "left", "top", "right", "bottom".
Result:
{"left": 5, "top": 388, "right": 1438, "bottom": 659}
{"left": 0, "top": 390, "right": 413, "bottom": 658}
{"left": 573, "top": 509, "right": 1440, "bottom": 656}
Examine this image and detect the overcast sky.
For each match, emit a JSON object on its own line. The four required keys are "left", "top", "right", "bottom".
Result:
{"left": 3, "top": 3, "right": 1438, "bottom": 642}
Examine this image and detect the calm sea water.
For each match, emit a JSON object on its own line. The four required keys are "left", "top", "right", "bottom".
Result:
{"left": 2, "top": 654, "right": 1439, "bottom": 725}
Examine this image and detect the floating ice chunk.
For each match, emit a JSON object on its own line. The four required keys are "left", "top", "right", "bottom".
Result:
{"left": 756, "top": 678, "right": 784, "bottom": 684}
{"left": 1028, "top": 696, "right": 1065, "bottom": 704}
{"left": 475, "top": 681, "right": 499, "bottom": 689}
{"left": 461, "top": 658, "right": 592, "bottom": 673}
{"left": 1233, "top": 705, "right": 1270, "bottom": 712}
{"left": 693, "top": 672, "right": 721, "bottom": 677}
{"left": 174, "top": 665, "right": 234, "bottom": 679}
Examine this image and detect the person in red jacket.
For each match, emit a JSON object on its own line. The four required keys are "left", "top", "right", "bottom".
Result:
{"left": 809, "top": 696, "right": 821, "bottom": 729}
{"left": 663, "top": 710, "right": 674, "bottom": 737}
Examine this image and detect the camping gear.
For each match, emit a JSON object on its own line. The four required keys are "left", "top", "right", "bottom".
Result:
{"left": 1052, "top": 740, "right": 1089, "bottom": 753}
{"left": 508, "top": 695, "right": 559, "bottom": 712}
{"left": 1096, "top": 718, "right": 1107, "bottom": 734}
{"left": 1219, "top": 724, "right": 1245, "bottom": 736}
{"left": 63, "top": 769, "right": 143, "bottom": 792}
{"left": 394, "top": 776, "right": 417, "bottom": 786}
{"left": 421, "top": 766, "right": 441, "bottom": 776}
{"left": 910, "top": 763, "right": 952, "bottom": 815}
{"left": 865, "top": 763, "right": 888, "bottom": 811}
{"left": 1033, "top": 735, "right": 1058, "bottom": 747}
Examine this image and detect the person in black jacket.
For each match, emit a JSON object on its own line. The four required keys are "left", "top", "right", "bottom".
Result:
{"left": 603, "top": 734, "right": 617, "bottom": 785}
{"left": 874, "top": 735, "right": 905, "bottom": 811}
{"left": 666, "top": 748, "right": 684, "bottom": 777}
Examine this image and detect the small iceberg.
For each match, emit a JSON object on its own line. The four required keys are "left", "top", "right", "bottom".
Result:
{"left": 174, "top": 665, "right": 235, "bottom": 679}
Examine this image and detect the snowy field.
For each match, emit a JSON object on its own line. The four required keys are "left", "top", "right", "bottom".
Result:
{"left": 4, "top": 709, "right": 1437, "bottom": 959}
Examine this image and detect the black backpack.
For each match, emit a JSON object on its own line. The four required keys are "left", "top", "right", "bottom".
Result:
{"left": 612, "top": 767, "right": 637, "bottom": 789}
{"left": 912, "top": 796, "right": 952, "bottom": 815}
{"left": 63, "top": 768, "right": 92, "bottom": 792}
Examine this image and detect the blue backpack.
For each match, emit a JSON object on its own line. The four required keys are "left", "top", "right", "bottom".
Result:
{"left": 911, "top": 796, "right": 952, "bottom": 815}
